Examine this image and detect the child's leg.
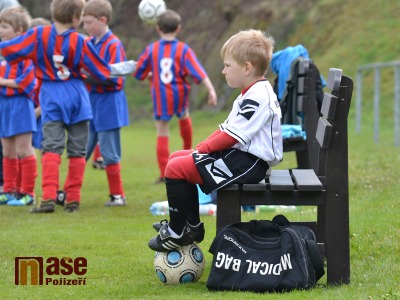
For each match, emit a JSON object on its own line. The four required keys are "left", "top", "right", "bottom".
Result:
{"left": 16, "top": 159, "right": 22, "bottom": 194}
{"left": 41, "top": 121, "right": 65, "bottom": 201}
{"left": 16, "top": 133, "right": 37, "bottom": 197}
{"left": 0, "top": 141, "right": 3, "bottom": 191}
{"left": 164, "top": 153, "right": 203, "bottom": 233}
{"left": 93, "top": 144, "right": 103, "bottom": 162}
{"left": 155, "top": 120, "right": 170, "bottom": 180}
{"left": 1, "top": 137, "right": 18, "bottom": 194}
{"left": 178, "top": 116, "right": 192, "bottom": 150}
{"left": 87, "top": 130, "right": 103, "bottom": 170}
{"left": 85, "top": 128, "right": 98, "bottom": 162}
{"left": 64, "top": 121, "right": 89, "bottom": 204}
{"left": 98, "top": 129, "right": 125, "bottom": 198}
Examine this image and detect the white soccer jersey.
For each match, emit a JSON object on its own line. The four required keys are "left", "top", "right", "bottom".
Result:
{"left": 219, "top": 80, "right": 283, "bottom": 166}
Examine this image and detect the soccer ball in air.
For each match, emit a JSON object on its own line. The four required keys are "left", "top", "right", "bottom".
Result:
{"left": 153, "top": 243, "right": 205, "bottom": 285}
{"left": 138, "top": 0, "right": 167, "bottom": 25}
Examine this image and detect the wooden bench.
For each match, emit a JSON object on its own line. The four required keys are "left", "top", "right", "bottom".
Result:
{"left": 216, "top": 68, "right": 353, "bottom": 285}
{"left": 282, "top": 57, "right": 321, "bottom": 170}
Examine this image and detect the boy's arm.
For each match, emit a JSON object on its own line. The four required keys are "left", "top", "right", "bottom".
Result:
{"left": 109, "top": 60, "right": 137, "bottom": 77}
{"left": 196, "top": 130, "right": 237, "bottom": 154}
{"left": 80, "top": 68, "right": 115, "bottom": 86}
{"left": 201, "top": 76, "right": 218, "bottom": 106}
{"left": 0, "top": 77, "right": 19, "bottom": 88}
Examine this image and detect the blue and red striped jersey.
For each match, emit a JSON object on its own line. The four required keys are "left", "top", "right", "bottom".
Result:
{"left": 85, "top": 30, "right": 127, "bottom": 93}
{"left": 0, "top": 24, "right": 111, "bottom": 82}
{"left": 0, "top": 58, "right": 36, "bottom": 100}
{"left": 134, "top": 38, "right": 207, "bottom": 118}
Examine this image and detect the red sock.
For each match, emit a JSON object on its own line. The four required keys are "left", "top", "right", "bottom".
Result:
{"left": 42, "top": 152, "right": 61, "bottom": 200}
{"left": 16, "top": 158, "right": 22, "bottom": 194}
{"left": 105, "top": 163, "right": 124, "bottom": 196}
{"left": 3, "top": 157, "right": 18, "bottom": 193}
{"left": 179, "top": 117, "right": 192, "bottom": 150}
{"left": 93, "top": 144, "right": 102, "bottom": 162}
{"left": 65, "top": 157, "right": 86, "bottom": 203}
{"left": 20, "top": 155, "right": 37, "bottom": 196}
{"left": 157, "top": 136, "right": 169, "bottom": 178}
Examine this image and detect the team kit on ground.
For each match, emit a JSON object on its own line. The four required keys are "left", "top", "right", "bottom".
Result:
{"left": 0, "top": 0, "right": 283, "bottom": 257}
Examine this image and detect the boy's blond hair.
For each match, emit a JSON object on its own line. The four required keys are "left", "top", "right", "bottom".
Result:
{"left": 83, "top": 0, "right": 112, "bottom": 23}
{"left": 157, "top": 9, "right": 181, "bottom": 34}
{"left": 221, "top": 29, "right": 275, "bottom": 76}
{"left": 0, "top": 6, "right": 31, "bottom": 33}
{"left": 50, "top": 0, "right": 85, "bottom": 24}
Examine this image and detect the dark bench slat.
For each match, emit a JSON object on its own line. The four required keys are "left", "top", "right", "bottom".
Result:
{"left": 269, "top": 169, "right": 295, "bottom": 191}
{"left": 242, "top": 183, "right": 266, "bottom": 191}
{"left": 239, "top": 190, "right": 326, "bottom": 206}
{"left": 316, "top": 117, "right": 332, "bottom": 148}
{"left": 321, "top": 92, "right": 338, "bottom": 120}
{"left": 291, "top": 169, "right": 323, "bottom": 191}
{"left": 327, "top": 68, "right": 342, "bottom": 91}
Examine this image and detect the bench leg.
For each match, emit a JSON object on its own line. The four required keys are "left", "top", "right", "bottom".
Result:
{"left": 216, "top": 189, "right": 241, "bottom": 233}
{"left": 325, "top": 195, "right": 350, "bottom": 285}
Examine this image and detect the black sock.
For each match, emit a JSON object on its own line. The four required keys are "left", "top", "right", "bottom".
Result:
{"left": 165, "top": 178, "right": 192, "bottom": 235}
{"left": 186, "top": 184, "right": 200, "bottom": 226}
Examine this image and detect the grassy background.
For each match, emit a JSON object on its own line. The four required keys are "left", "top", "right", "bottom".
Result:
{"left": 1, "top": 103, "right": 400, "bottom": 299}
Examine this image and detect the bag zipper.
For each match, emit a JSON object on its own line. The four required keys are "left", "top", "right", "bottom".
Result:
{"left": 284, "top": 227, "right": 309, "bottom": 285}
{"left": 228, "top": 227, "right": 281, "bottom": 250}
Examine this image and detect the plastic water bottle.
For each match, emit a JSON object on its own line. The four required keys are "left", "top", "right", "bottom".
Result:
{"left": 150, "top": 201, "right": 217, "bottom": 216}
{"left": 149, "top": 201, "right": 169, "bottom": 216}
{"left": 199, "top": 204, "right": 217, "bottom": 216}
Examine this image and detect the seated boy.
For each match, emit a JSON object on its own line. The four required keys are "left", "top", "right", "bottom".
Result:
{"left": 149, "top": 29, "right": 283, "bottom": 251}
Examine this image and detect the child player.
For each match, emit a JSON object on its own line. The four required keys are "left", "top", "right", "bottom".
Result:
{"left": 82, "top": 0, "right": 129, "bottom": 206}
{"left": 149, "top": 29, "right": 283, "bottom": 251}
{"left": 30, "top": 17, "right": 51, "bottom": 153}
{"left": 0, "top": 0, "right": 126, "bottom": 213}
{"left": 0, "top": 6, "right": 37, "bottom": 206}
{"left": 134, "top": 9, "right": 217, "bottom": 184}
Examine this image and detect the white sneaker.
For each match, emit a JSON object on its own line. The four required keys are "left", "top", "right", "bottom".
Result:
{"left": 105, "top": 195, "right": 126, "bottom": 206}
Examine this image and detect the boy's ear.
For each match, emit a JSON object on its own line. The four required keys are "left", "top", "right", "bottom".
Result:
{"left": 175, "top": 24, "right": 181, "bottom": 34}
{"left": 99, "top": 16, "right": 108, "bottom": 24}
{"left": 16, "top": 27, "right": 24, "bottom": 35}
{"left": 244, "top": 61, "right": 253, "bottom": 73}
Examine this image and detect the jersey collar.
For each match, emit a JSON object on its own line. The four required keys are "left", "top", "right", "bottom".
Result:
{"left": 241, "top": 79, "right": 267, "bottom": 95}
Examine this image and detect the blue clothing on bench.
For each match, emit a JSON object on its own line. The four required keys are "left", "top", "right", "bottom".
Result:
{"left": 281, "top": 124, "right": 306, "bottom": 140}
{"left": 271, "top": 44, "right": 327, "bottom": 101}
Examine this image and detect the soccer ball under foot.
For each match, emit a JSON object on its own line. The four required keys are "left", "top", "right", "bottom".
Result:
{"left": 153, "top": 243, "right": 205, "bottom": 285}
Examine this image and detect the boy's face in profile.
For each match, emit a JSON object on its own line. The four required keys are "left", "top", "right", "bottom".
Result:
{"left": 222, "top": 52, "right": 245, "bottom": 89}
{"left": 0, "top": 22, "right": 20, "bottom": 41}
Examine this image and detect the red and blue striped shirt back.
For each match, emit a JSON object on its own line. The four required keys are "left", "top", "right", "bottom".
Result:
{"left": 134, "top": 38, "right": 207, "bottom": 119}
{"left": 0, "top": 24, "right": 111, "bottom": 82}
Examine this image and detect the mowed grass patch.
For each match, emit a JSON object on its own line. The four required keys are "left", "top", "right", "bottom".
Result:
{"left": 0, "top": 111, "right": 399, "bottom": 299}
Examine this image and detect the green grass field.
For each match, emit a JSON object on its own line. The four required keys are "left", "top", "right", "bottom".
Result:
{"left": 1, "top": 109, "right": 399, "bottom": 300}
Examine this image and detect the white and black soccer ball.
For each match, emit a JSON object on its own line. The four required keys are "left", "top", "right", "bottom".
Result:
{"left": 154, "top": 243, "right": 205, "bottom": 284}
{"left": 138, "top": 0, "right": 167, "bottom": 25}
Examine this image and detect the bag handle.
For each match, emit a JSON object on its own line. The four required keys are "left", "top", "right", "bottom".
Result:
{"left": 248, "top": 215, "right": 290, "bottom": 234}
{"left": 305, "top": 239, "right": 325, "bottom": 281}
{"left": 248, "top": 220, "right": 278, "bottom": 234}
